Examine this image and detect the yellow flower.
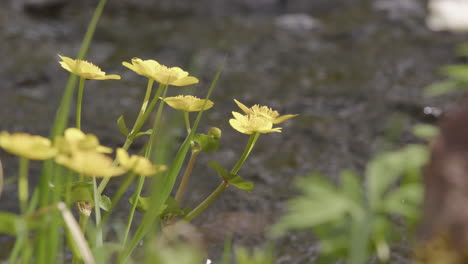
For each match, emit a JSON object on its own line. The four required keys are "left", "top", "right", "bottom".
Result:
{"left": 122, "top": 58, "right": 198, "bottom": 86}
{"left": 233, "top": 99, "right": 297, "bottom": 124}
{"left": 116, "top": 148, "right": 166, "bottom": 176}
{"left": 54, "top": 128, "right": 112, "bottom": 154}
{"left": 163, "top": 95, "right": 214, "bottom": 112}
{"left": 56, "top": 151, "right": 126, "bottom": 178}
{"left": 0, "top": 132, "right": 57, "bottom": 160}
{"left": 58, "top": 55, "right": 121, "bottom": 80}
{"left": 229, "top": 112, "right": 282, "bottom": 135}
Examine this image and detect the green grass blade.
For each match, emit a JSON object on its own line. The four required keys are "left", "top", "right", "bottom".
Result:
{"left": 35, "top": 0, "right": 108, "bottom": 263}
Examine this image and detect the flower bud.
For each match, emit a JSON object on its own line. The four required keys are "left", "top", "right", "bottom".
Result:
{"left": 208, "top": 127, "right": 222, "bottom": 139}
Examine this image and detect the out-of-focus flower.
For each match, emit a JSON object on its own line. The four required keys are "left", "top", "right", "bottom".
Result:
{"left": 163, "top": 95, "right": 214, "bottom": 112}
{"left": 116, "top": 148, "right": 166, "bottom": 176}
{"left": 58, "top": 55, "right": 121, "bottom": 80}
{"left": 122, "top": 58, "right": 198, "bottom": 86}
{"left": 233, "top": 99, "right": 297, "bottom": 124}
{"left": 229, "top": 112, "right": 282, "bottom": 135}
{"left": 0, "top": 132, "right": 57, "bottom": 160}
{"left": 56, "top": 151, "right": 126, "bottom": 177}
{"left": 54, "top": 128, "right": 112, "bottom": 154}
{"left": 427, "top": 0, "right": 468, "bottom": 32}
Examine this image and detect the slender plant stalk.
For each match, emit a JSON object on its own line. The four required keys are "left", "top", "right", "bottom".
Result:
{"left": 122, "top": 175, "right": 145, "bottom": 246}
{"left": 184, "top": 111, "right": 191, "bottom": 134}
{"left": 175, "top": 150, "right": 200, "bottom": 202}
{"left": 76, "top": 77, "right": 85, "bottom": 129}
{"left": 184, "top": 133, "right": 260, "bottom": 221}
{"left": 231, "top": 132, "right": 260, "bottom": 174}
{"left": 184, "top": 181, "right": 229, "bottom": 222}
{"left": 93, "top": 177, "right": 103, "bottom": 247}
{"left": 129, "top": 79, "right": 154, "bottom": 135}
{"left": 130, "top": 83, "right": 166, "bottom": 138}
{"left": 18, "top": 157, "right": 29, "bottom": 214}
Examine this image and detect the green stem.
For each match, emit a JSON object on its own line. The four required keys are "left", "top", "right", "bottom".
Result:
{"left": 184, "top": 181, "right": 229, "bottom": 222}
{"left": 145, "top": 85, "right": 168, "bottom": 158}
{"left": 79, "top": 212, "right": 90, "bottom": 233}
{"left": 18, "top": 157, "right": 30, "bottom": 214}
{"left": 231, "top": 133, "right": 260, "bottom": 174}
{"left": 129, "top": 79, "right": 154, "bottom": 135}
{"left": 76, "top": 77, "right": 85, "bottom": 129}
{"left": 97, "top": 138, "right": 132, "bottom": 195}
{"left": 130, "top": 83, "right": 166, "bottom": 138}
{"left": 175, "top": 150, "right": 200, "bottom": 202}
{"left": 184, "top": 111, "right": 191, "bottom": 134}
{"left": 100, "top": 172, "right": 137, "bottom": 227}
{"left": 184, "top": 133, "right": 260, "bottom": 221}
{"left": 122, "top": 175, "right": 145, "bottom": 246}
{"left": 93, "top": 177, "right": 102, "bottom": 247}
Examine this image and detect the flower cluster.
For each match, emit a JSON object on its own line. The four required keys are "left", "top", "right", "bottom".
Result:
{"left": 0, "top": 128, "right": 165, "bottom": 178}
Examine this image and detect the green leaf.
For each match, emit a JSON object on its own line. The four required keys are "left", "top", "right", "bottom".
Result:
{"left": 99, "top": 195, "right": 112, "bottom": 211}
{"left": 193, "top": 133, "right": 220, "bottom": 152}
{"left": 162, "top": 196, "right": 182, "bottom": 215}
{"left": 208, "top": 161, "right": 231, "bottom": 181}
{"left": 70, "top": 182, "right": 93, "bottom": 203}
{"left": 412, "top": 124, "right": 439, "bottom": 140}
{"left": 271, "top": 174, "right": 359, "bottom": 236}
{"left": 208, "top": 161, "right": 253, "bottom": 192}
{"left": 340, "top": 170, "right": 363, "bottom": 205}
{"left": 117, "top": 115, "right": 129, "bottom": 136}
{"left": 135, "top": 129, "right": 153, "bottom": 138}
{"left": 441, "top": 65, "right": 468, "bottom": 81}
{"left": 383, "top": 183, "right": 422, "bottom": 219}
{"left": 228, "top": 175, "right": 254, "bottom": 193}
{"left": 366, "top": 144, "right": 428, "bottom": 210}
{"left": 0, "top": 212, "right": 20, "bottom": 235}
{"left": 129, "top": 195, "right": 150, "bottom": 213}
{"left": 424, "top": 80, "right": 459, "bottom": 96}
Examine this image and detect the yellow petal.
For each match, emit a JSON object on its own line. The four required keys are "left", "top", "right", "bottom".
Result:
{"left": 116, "top": 148, "right": 166, "bottom": 176}
{"left": 94, "top": 74, "right": 121, "bottom": 80}
{"left": 171, "top": 76, "right": 199, "bottom": 86}
{"left": 273, "top": 114, "right": 299, "bottom": 124}
{"left": 190, "top": 99, "right": 214, "bottom": 112}
{"left": 56, "top": 151, "right": 126, "bottom": 178}
{"left": 59, "top": 55, "right": 119, "bottom": 81}
{"left": 229, "top": 118, "right": 251, "bottom": 134}
{"left": 0, "top": 132, "right": 57, "bottom": 160}
{"left": 233, "top": 99, "right": 252, "bottom": 115}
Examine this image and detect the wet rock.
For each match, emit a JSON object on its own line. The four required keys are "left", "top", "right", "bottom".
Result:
{"left": 11, "top": 0, "right": 67, "bottom": 18}
{"left": 373, "top": 0, "right": 426, "bottom": 20}
{"left": 275, "top": 13, "right": 321, "bottom": 32}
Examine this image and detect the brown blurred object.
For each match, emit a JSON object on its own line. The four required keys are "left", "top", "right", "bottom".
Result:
{"left": 416, "top": 102, "right": 468, "bottom": 264}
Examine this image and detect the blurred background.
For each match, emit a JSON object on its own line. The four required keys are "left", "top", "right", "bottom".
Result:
{"left": 0, "top": 0, "right": 467, "bottom": 262}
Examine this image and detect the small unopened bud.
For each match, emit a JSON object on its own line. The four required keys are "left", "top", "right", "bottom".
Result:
{"left": 208, "top": 127, "right": 222, "bottom": 139}
{"left": 76, "top": 201, "right": 94, "bottom": 216}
